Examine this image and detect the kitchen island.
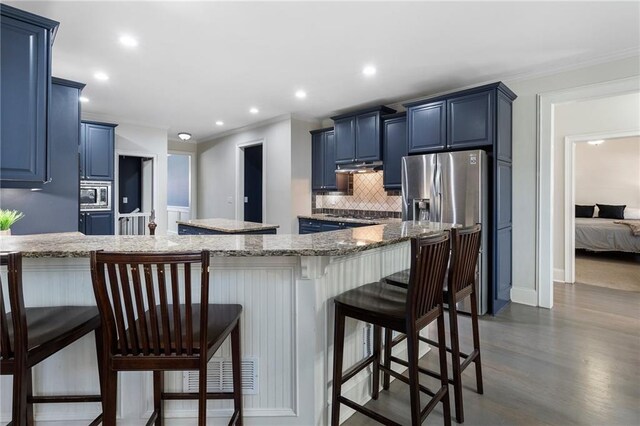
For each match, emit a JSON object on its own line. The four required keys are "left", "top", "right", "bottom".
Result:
{"left": 0, "top": 221, "right": 450, "bottom": 425}
{"left": 177, "top": 218, "right": 279, "bottom": 235}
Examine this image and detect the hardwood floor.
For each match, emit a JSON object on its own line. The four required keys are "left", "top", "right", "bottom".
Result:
{"left": 343, "top": 283, "right": 640, "bottom": 425}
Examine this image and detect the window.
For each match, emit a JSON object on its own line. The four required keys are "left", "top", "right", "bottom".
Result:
{"left": 167, "top": 154, "right": 190, "bottom": 208}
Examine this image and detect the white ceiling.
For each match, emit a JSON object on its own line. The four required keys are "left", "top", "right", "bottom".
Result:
{"left": 9, "top": 1, "right": 640, "bottom": 142}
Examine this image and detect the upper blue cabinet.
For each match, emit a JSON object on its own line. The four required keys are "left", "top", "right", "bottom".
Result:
{"left": 81, "top": 121, "right": 117, "bottom": 180}
{"left": 310, "top": 127, "right": 347, "bottom": 192}
{"left": 0, "top": 4, "right": 59, "bottom": 186}
{"left": 404, "top": 83, "right": 511, "bottom": 154}
{"left": 382, "top": 113, "right": 407, "bottom": 191}
{"left": 332, "top": 106, "right": 395, "bottom": 164}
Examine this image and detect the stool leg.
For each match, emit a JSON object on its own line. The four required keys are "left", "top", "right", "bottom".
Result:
{"left": 382, "top": 328, "right": 392, "bottom": 390}
{"left": 94, "top": 328, "right": 105, "bottom": 416}
{"left": 11, "top": 355, "right": 29, "bottom": 425}
{"left": 231, "top": 319, "right": 244, "bottom": 425}
{"left": 437, "top": 312, "right": 452, "bottom": 426}
{"left": 331, "top": 305, "right": 346, "bottom": 426}
{"left": 103, "top": 368, "right": 118, "bottom": 426}
{"left": 26, "top": 368, "right": 34, "bottom": 425}
{"left": 406, "top": 327, "right": 421, "bottom": 426}
{"left": 372, "top": 325, "right": 382, "bottom": 400}
{"left": 154, "top": 371, "right": 164, "bottom": 425}
{"left": 470, "top": 289, "right": 483, "bottom": 394}
{"left": 448, "top": 303, "right": 464, "bottom": 423}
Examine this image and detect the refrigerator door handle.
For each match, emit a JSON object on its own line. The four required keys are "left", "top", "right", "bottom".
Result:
{"left": 433, "top": 156, "right": 441, "bottom": 223}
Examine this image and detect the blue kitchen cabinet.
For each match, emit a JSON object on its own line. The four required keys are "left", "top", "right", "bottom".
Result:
{"left": 447, "top": 90, "right": 494, "bottom": 149}
{"left": 334, "top": 117, "right": 356, "bottom": 164}
{"left": 178, "top": 224, "right": 276, "bottom": 235}
{"left": 310, "top": 128, "right": 346, "bottom": 192}
{"left": 382, "top": 113, "right": 407, "bottom": 190}
{"left": 0, "top": 5, "right": 58, "bottom": 186}
{"left": 81, "top": 121, "right": 116, "bottom": 180}
{"left": 298, "top": 218, "right": 371, "bottom": 234}
{"left": 406, "top": 101, "right": 446, "bottom": 154}
{"left": 332, "top": 106, "right": 395, "bottom": 165}
{"left": 80, "top": 211, "right": 114, "bottom": 235}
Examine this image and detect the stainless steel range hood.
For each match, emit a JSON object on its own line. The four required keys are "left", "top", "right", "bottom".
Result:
{"left": 335, "top": 161, "right": 383, "bottom": 174}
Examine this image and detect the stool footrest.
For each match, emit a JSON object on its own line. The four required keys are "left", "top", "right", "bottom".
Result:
{"left": 420, "top": 386, "right": 448, "bottom": 422}
{"left": 338, "top": 395, "right": 403, "bottom": 426}
{"left": 378, "top": 364, "right": 436, "bottom": 397}
{"left": 146, "top": 410, "right": 159, "bottom": 426}
{"left": 162, "top": 391, "right": 235, "bottom": 400}
{"left": 389, "top": 355, "right": 455, "bottom": 385}
{"left": 341, "top": 354, "right": 376, "bottom": 384}
{"left": 29, "top": 395, "right": 102, "bottom": 403}
{"left": 88, "top": 413, "right": 103, "bottom": 426}
{"left": 459, "top": 348, "right": 480, "bottom": 372}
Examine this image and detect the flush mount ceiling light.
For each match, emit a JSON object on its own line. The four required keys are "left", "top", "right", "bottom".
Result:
{"left": 362, "top": 65, "right": 377, "bottom": 76}
{"left": 215, "top": 121, "right": 224, "bottom": 126}
{"left": 178, "top": 132, "right": 192, "bottom": 141}
{"left": 79, "top": 96, "right": 89, "bottom": 103}
{"left": 588, "top": 140, "right": 605, "bottom": 145}
{"left": 119, "top": 35, "right": 138, "bottom": 48}
{"left": 249, "top": 107, "right": 259, "bottom": 114}
{"left": 295, "top": 90, "right": 307, "bottom": 99}
{"left": 94, "top": 71, "right": 109, "bottom": 81}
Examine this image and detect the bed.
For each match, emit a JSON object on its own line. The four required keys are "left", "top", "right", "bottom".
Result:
{"left": 575, "top": 218, "right": 640, "bottom": 253}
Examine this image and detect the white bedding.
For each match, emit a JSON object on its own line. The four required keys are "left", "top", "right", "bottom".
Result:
{"left": 575, "top": 218, "right": 640, "bottom": 253}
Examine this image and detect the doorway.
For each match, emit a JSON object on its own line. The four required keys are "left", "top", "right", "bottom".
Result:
{"left": 116, "top": 154, "right": 155, "bottom": 235}
{"left": 243, "top": 144, "right": 263, "bottom": 223}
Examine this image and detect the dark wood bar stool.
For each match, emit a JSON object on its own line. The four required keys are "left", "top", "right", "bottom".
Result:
{"left": 383, "top": 225, "right": 483, "bottom": 423}
{"left": 90, "top": 250, "right": 243, "bottom": 426}
{"left": 331, "top": 232, "right": 452, "bottom": 426}
{"left": 0, "top": 252, "right": 103, "bottom": 425}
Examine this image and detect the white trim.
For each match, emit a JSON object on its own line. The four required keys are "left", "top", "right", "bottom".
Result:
{"left": 114, "top": 149, "right": 159, "bottom": 232}
{"left": 536, "top": 77, "right": 640, "bottom": 309}
{"left": 553, "top": 268, "right": 565, "bottom": 283}
{"left": 235, "top": 138, "right": 267, "bottom": 223}
{"left": 510, "top": 287, "right": 538, "bottom": 307}
{"left": 563, "top": 129, "right": 640, "bottom": 285}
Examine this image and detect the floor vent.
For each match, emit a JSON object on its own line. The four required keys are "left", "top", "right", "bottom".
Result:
{"left": 183, "top": 357, "right": 258, "bottom": 395}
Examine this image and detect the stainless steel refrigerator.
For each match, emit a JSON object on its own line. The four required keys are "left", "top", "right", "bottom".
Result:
{"left": 401, "top": 150, "right": 488, "bottom": 314}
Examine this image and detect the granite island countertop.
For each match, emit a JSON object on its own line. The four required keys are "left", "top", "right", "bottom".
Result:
{"left": 176, "top": 218, "right": 279, "bottom": 232}
{"left": 0, "top": 221, "right": 451, "bottom": 258}
{"left": 297, "top": 214, "right": 402, "bottom": 225}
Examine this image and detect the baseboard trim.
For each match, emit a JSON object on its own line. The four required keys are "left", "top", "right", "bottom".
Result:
{"left": 554, "top": 268, "right": 565, "bottom": 283}
{"left": 510, "top": 287, "right": 538, "bottom": 306}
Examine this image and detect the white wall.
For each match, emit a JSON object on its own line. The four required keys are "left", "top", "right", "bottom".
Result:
{"left": 575, "top": 136, "right": 640, "bottom": 209}
{"left": 552, "top": 93, "right": 640, "bottom": 272}
{"left": 197, "top": 116, "right": 320, "bottom": 234}
{"left": 501, "top": 55, "right": 640, "bottom": 304}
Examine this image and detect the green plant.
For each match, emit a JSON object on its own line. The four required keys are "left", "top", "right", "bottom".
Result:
{"left": 0, "top": 209, "right": 24, "bottom": 231}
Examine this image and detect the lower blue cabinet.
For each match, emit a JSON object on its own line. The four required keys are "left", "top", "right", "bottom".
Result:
{"left": 298, "top": 218, "right": 370, "bottom": 234}
{"left": 80, "top": 211, "right": 114, "bottom": 235}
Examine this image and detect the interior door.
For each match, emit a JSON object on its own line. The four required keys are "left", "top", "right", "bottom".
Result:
{"left": 244, "top": 145, "right": 263, "bottom": 223}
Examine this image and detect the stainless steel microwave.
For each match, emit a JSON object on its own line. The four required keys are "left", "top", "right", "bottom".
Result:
{"left": 80, "top": 180, "right": 112, "bottom": 211}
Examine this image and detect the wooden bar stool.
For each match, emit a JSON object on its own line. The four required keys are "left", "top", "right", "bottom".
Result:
{"left": 0, "top": 252, "right": 103, "bottom": 425}
{"left": 383, "top": 225, "right": 483, "bottom": 423}
{"left": 331, "top": 232, "right": 452, "bottom": 426}
{"left": 90, "top": 250, "right": 243, "bottom": 426}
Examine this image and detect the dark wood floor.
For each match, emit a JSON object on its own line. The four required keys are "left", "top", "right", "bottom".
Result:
{"left": 343, "top": 283, "right": 640, "bottom": 425}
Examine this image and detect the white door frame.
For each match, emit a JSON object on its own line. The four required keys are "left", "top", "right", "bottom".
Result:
{"left": 563, "top": 130, "right": 640, "bottom": 284}
{"left": 114, "top": 149, "right": 159, "bottom": 225}
{"left": 536, "top": 76, "right": 639, "bottom": 308}
{"left": 235, "top": 138, "right": 267, "bottom": 222}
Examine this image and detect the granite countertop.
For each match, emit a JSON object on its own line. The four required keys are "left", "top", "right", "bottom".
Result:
{"left": 177, "top": 218, "right": 279, "bottom": 232}
{"left": 0, "top": 222, "right": 451, "bottom": 258}
{"left": 297, "top": 214, "right": 402, "bottom": 225}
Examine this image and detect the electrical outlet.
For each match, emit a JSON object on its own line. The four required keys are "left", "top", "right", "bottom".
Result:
{"left": 123, "top": 197, "right": 128, "bottom": 204}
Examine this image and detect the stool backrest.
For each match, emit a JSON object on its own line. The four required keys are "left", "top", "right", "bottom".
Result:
{"left": 0, "top": 252, "right": 26, "bottom": 360}
{"left": 90, "top": 251, "right": 210, "bottom": 357}
{"left": 448, "top": 225, "right": 482, "bottom": 295}
{"left": 406, "top": 232, "right": 451, "bottom": 322}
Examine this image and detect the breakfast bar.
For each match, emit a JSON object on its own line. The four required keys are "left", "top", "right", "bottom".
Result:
{"left": 0, "top": 222, "right": 450, "bottom": 425}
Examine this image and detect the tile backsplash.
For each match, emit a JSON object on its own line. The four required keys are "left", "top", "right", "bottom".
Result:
{"left": 315, "top": 172, "right": 402, "bottom": 213}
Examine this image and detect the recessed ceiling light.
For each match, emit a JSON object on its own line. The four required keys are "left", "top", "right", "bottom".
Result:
{"left": 79, "top": 96, "right": 89, "bottom": 103}
{"left": 215, "top": 121, "right": 224, "bottom": 126}
{"left": 178, "top": 132, "right": 192, "bottom": 141}
{"left": 362, "top": 65, "right": 377, "bottom": 76}
{"left": 250, "top": 107, "right": 259, "bottom": 114}
{"left": 94, "top": 72, "right": 109, "bottom": 81}
{"left": 295, "top": 90, "right": 307, "bottom": 99}
{"left": 119, "top": 35, "right": 138, "bottom": 48}
{"left": 588, "top": 140, "right": 605, "bottom": 145}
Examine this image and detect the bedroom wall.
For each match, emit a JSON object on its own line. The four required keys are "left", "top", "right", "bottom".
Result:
{"left": 552, "top": 92, "right": 640, "bottom": 278}
{"left": 575, "top": 136, "right": 640, "bottom": 210}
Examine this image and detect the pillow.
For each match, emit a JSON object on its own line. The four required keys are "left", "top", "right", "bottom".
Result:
{"left": 624, "top": 207, "right": 640, "bottom": 220}
{"left": 575, "top": 205, "right": 595, "bottom": 218}
{"left": 596, "top": 204, "right": 626, "bottom": 220}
